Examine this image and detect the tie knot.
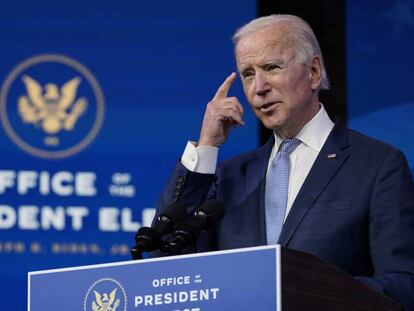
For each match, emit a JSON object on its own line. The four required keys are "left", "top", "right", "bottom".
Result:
{"left": 279, "top": 138, "right": 301, "bottom": 155}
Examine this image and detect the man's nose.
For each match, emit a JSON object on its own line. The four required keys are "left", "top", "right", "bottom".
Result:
{"left": 255, "top": 72, "right": 271, "bottom": 96}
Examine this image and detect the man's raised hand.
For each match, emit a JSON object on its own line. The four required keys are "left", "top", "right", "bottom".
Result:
{"left": 198, "top": 72, "right": 244, "bottom": 147}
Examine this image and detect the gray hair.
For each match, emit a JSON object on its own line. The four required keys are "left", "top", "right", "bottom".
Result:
{"left": 233, "top": 14, "right": 330, "bottom": 90}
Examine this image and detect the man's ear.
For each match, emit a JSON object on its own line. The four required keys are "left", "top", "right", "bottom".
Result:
{"left": 309, "top": 56, "right": 322, "bottom": 91}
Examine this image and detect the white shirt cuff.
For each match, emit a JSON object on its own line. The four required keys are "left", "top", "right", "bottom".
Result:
{"left": 181, "top": 141, "right": 218, "bottom": 174}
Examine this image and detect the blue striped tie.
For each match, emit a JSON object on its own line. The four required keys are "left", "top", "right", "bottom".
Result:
{"left": 265, "top": 138, "right": 301, "bottom": 245}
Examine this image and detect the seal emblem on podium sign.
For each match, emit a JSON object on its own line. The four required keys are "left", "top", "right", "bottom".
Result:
{"left": 0, "top": 54, "right": 105, "bottom": 159}
{"left": 84, "top": 278, "right": 127, "bottom": 311}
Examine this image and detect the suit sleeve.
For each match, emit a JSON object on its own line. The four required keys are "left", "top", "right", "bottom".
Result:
{"left": 357, "top": 149, "right": 414, "bottom": 311}
{"left": 156, "top": 161, "right": 216, "bottom": 210}
{"left": 152, "top": 160, "right": 218, "bottom": 255}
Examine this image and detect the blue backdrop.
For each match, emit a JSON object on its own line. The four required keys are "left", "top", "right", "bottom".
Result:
{"left": 2, "top": 1, "right": 414, "bottom": 309}
{"left": 0, "top": 1, "right": 257, "bottom": 309}
{"left": 347, "top": 0, "right": 414, "bottom": 175}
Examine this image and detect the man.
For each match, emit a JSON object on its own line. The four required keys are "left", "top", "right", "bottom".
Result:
{"left": 156, "top": 15, "right": 414, "bottom": 310}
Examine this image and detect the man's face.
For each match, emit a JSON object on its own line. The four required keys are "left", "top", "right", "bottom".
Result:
{"left": 236, "top": 26, "right": 320, "bottom": 137}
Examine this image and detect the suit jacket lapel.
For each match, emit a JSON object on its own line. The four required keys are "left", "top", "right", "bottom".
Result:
{"left": 244, "top": 136, "right": 274, "bottom": 245}
{"left": 278, "top": 124, "right": 351, "bottom": 246}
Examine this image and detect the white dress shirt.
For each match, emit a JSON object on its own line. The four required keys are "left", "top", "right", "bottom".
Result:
{"left": 181, "top": 104, "right": 334, "bottom": 220}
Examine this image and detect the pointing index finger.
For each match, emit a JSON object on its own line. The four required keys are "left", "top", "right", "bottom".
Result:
{"left": 213, "top": 72, "right": 237, "bottom": 100}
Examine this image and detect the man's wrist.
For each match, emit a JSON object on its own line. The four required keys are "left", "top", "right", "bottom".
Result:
{"left": 198, "top": 138, "right": 220, "bottom": 148}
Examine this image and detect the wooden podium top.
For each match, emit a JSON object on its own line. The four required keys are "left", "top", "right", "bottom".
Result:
{"left": 281, "top": 247, "right": 401, "bottom": 311}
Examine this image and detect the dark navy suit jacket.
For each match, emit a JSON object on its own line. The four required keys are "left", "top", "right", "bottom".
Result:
{"left": 157, "top": 124, "right": 414, "bottom": 310}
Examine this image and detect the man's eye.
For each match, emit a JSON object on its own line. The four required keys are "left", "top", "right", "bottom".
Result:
{"left": 241, "top": 71, "right": 254, "bottom": 79}
{"left": 265, "top": 64, "right": 281, "bottom": 71}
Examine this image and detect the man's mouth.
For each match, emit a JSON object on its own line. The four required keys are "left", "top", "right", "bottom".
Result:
{"left": 259, "top": 102, "right": 278, "bottom": 112}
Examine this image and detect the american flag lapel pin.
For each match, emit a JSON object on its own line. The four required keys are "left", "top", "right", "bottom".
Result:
{"left": 327, "top": 153, "right": 337, "bottom": 159}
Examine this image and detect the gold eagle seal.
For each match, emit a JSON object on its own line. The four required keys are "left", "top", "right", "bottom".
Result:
{"left": 0, "top": 54, "right": 105, "bottom": 159}
{"left": 19, "top": 75, "right": 87, "bottom": 135}
{"left": 84, "top": 278, "right": 127, "bottom": 311}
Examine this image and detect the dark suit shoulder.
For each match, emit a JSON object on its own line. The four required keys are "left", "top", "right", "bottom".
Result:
{"left": 347, "top": 128, "right": 405, "bottom": 156}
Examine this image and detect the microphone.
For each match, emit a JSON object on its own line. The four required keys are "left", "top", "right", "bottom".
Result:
{"left": 166, "top": 199, "right": 225, "bottom": 255}
{"left": 131, "top": 202, "right": 187, "bottom": 259}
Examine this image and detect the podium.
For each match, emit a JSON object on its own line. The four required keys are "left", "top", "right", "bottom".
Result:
{"left": 28, "top": 245, "right": 401, "bottom": 311}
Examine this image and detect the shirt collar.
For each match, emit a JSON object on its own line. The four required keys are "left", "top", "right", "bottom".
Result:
{"left": 273, "top": 103, "right": 334, "bottom": 152}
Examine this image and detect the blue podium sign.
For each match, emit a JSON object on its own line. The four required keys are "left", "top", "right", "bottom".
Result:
{"left": 28, "top": 245, "right": 281, "bottom": 311}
